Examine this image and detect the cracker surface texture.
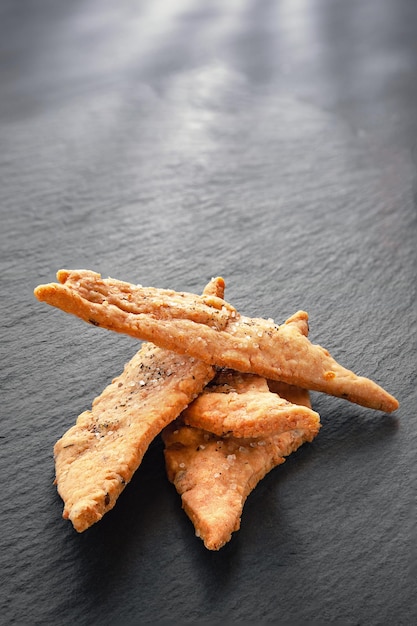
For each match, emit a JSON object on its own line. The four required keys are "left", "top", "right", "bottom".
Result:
{"left": 54, "top": 343, "right": 214, "bottom": 531}
{"left": 182, "top": 369, "right": 321, "bottom": 438}
{"left": 34, "top": 270, "right": 399, "bottom": 412}
{"left": 53, "top": 277, "right": 224, "bottom": 532}
{"left": 163, "top": 382, "right": 319, "bottom": 550}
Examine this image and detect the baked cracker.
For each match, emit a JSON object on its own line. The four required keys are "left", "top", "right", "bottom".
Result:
{"left": 182, "top": 369, "right": 320, "bottom": 438}
{"left": 163, "top": 382, "right": 318, "bottom": 550}
{"left": 34, "top": 270, "right": 399, "bottom": 412}
{"left": 53, "top": 278, "right": 224, "bottom": 532}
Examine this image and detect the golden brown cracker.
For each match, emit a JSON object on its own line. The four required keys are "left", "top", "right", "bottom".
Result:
{"left": 54, "top": 343, "right": 214, "bottom": 532}
{"left": 163, "top": 362, "right": 319, "bottom": 551}
{"left": 182, "top": 369, "right": 320, "bottom": 438}
{"left": 34, "top": 270, "right": 399, "bottom": 412}
{"left": 53, "top": 278, "right": 224, "bottom": 532}
{"left": 163, "top": 416, "right": 318, "bottom": 550}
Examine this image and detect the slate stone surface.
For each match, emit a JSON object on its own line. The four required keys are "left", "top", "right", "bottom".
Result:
{"left": 1, "top": 1, "right": 415, "bottom": 623}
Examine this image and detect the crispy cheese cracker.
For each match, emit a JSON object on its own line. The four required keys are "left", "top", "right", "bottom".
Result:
{"left": 182, "top": 369, "right": 320, "bottom": 438}
{"left": 34, "top": 270, "right": 399, "bottom": 412}
{"left": 53, "top": 278, "right": 224, "bottom": 532}
{"left": 163, "top": 383, "right": 318, "bottom": 550}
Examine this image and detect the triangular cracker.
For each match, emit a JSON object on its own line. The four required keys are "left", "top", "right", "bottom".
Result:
{"left": 182, "top": 369, "right": 320, "bottom": 438}
{"left": 163, "top": 381, "right": 318, "bottom": 550}
{"left": 34, "top": 270, "right": 399, "bottom": 412}
{"left": 53, "top": 278, "right": 224, "bottom": 532}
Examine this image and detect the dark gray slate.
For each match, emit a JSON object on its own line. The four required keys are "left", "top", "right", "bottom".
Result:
{"left": 1, "top": 1, "right": 415, "bottom": 624}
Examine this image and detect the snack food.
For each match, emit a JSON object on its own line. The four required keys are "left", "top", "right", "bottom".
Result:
{"left": 182, "top": 369, "right": 320, "bottom": 438}
{"left": 34, "top": 269, "right": 399, "bottom": 547}
{"left": 34, "top": 270, "right": 399, "bottom": 412}
{"left": 163, "top": 381, "right": 318, "bottom": 550}
{"left": 52, "top": 278, "right": 224, "bottom": 532}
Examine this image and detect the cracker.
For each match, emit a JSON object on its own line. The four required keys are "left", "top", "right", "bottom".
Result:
{"left": 34, "top": 270, "right": 399, "bottom": 412}
{"left": 182, "top": 369, "right": 320, "bottom": 438}
{"left": 53, "top": 278, "right": 224, "bottom": 532}
{"left": 162, "top": 383, "right": 318, "bottom": 550}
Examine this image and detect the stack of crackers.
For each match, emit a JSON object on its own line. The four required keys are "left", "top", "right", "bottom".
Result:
{"left": 34, "top": 271, "right": 398, "bottom": 550}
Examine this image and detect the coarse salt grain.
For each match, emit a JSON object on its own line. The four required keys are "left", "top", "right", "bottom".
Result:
{"left": 214, "top": 472, "right": 221, "bottom": 478}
